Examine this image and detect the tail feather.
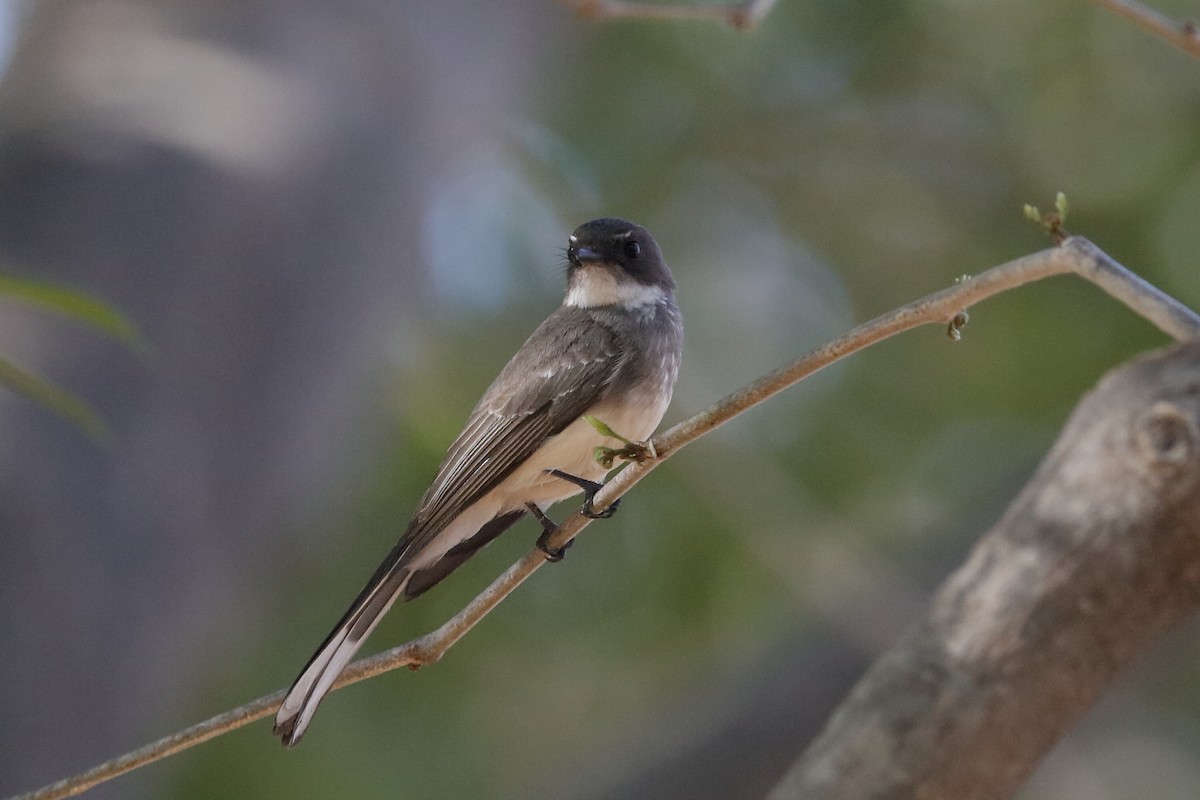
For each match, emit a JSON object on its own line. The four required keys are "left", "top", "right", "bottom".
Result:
{"left": 274, "top": 566, "right": 412, "bottom": 746}
{"left": 273, "top": 507, "right": 526, "bottom": 745}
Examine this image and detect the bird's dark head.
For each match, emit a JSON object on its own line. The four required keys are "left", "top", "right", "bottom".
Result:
{"left": 564, "top": 218, "right": 675, "bottom": 309}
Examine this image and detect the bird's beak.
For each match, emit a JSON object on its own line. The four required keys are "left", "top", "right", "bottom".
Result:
{"left": 571, "top": 246, "right": 602, "bottom": 266}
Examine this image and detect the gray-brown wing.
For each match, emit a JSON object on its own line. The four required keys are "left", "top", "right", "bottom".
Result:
{"left": 274, "top": 309, "right": 622, "bottom": 744}
{"left": 402, "top": 307, "right": 621, "bottom": 553}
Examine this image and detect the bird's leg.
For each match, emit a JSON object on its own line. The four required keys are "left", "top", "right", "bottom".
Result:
{"left": 526, "top": 502, "right": 572, "bottom": 562}
{"left": 543, "top": 468, "right": 621, "bottom": 519}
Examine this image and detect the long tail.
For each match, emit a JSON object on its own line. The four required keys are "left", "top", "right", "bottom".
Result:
{"left": 273, "top": 556, "right": 413, "bottom": 747}
{"left": 274, "top": 508, "right": 527, "bottom": 745}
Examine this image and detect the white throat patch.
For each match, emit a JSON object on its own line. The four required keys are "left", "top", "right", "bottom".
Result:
{"left": 565, "top": 268, "right": 666, "bottom": 309}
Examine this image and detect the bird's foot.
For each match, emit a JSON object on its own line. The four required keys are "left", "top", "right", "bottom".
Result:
{"left": 544, "top": 468, "right": 622, "bottom": 519}
{"left": 526, "top": 502, "right": 573, "bottom": 562}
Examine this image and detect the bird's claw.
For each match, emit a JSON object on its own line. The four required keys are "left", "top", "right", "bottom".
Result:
{"left": 581, "top": 496, "right": 621, "bottom": 519}
{"left": 543, "top": 468, "right": 621, "bottom": 520}
{"left": 537, "top": 533, "right": 572, "bottom": 563}
{"left": 526, "top": 501, "right": 573, "bottom": 562}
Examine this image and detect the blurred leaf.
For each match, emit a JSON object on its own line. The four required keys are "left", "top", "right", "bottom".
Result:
{"left": 0, "top": 356, "right": 111, "bottom": 443}
{"left": 583, "top": 414, "right": 631, "bottom": 444}
{"left": 0, "top": 274, "right": 152, "bottom": 358}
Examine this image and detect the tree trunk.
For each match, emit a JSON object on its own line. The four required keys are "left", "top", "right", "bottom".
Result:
{"left": 770, "top": 341, "right": 1200, "bottom": 800}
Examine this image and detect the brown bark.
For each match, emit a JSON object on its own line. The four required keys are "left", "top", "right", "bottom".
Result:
{"left": 770, "top": 342, "right": 1200, "bottom": 800}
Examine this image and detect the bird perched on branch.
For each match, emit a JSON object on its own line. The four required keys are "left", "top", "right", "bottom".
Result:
{"left": 274, "top": 217, "right": 683, "bottom": 745}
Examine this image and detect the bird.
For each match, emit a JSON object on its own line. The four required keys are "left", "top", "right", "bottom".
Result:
{"left": 273, "top": 217, "right": 683, "bottom": 745}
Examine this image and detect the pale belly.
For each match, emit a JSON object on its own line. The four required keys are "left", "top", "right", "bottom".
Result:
{"left": 406, "top": 387, "right": 671, "bottom": 570}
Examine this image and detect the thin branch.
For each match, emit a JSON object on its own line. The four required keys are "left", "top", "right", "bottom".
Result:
{"left": 1091, "top": 0, "right": 1200, "bottom": 59}
{"left": 560, "top": 0, "right": 779, "bottom": 31}
{"left": 8, "top": 693, "right": 285, "bottom": 800}
{"left": 8, "top": 236, "right": 1199, "bottom": 800}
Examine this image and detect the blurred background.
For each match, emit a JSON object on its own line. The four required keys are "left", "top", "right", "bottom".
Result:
{"left": 1, "top": 0, "right": 1199, "bottom": 798}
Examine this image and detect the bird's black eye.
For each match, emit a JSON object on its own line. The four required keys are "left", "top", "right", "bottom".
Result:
{"left": 624, "top": 240, "right": 641, "bottom": 259}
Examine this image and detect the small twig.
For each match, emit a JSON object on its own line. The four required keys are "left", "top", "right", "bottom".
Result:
{"left": 1091, "top": 0, "right": 1200, "bottom": 59}
{"left": 561, "top": 0, "right": 779, "bottom": 30}
{"left": 9, "top": 236, "right": 1199, "bottom": 800}
{"left": 7, "top": 694, "right": 284, "bottom": 800}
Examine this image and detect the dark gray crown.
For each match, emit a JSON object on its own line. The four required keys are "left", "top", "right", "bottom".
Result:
{"left": 567, "top": 218, "right": 675, "bottom": 290}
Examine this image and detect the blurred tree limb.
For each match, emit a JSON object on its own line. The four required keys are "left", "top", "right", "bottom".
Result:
{"left": 1092, "top": 0, "right": 1200, "bottom": 58}
{"left": 559, "top": 0, "right": 1200, "bottom": 50}
{"left": 558, "top": 0, "right": 779, "bottom": 30}
{"left": 769, "top": 341, "right": 1200, "bottom": 799}
{"left": 7, "top": 234, "right": 1199, "bottom": 800}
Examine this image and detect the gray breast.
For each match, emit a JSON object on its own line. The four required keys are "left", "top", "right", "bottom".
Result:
{"left": 597, "top": 298, "right": 684, "bottom": 404}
